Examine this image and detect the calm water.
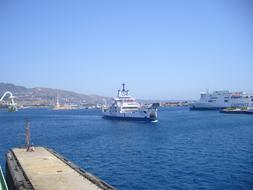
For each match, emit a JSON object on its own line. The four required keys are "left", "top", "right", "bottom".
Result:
{"left": 0, "top": 107, "right": 253, "bottom": 190}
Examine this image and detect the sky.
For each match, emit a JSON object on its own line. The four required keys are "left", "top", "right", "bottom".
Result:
{"left": 0, "top": 0, "right": 252, "bottom": 100}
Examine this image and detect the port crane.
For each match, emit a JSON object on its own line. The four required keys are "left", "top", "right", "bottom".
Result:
{"left": 0, "top": 91, "right": 17, "bottom": 112}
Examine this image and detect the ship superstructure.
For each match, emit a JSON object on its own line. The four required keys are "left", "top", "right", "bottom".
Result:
{"left": 102, "top": 84, "right": 159, "bottom": 121}
{"left": 190, "top": 90, "right": 253, "bottom": 110}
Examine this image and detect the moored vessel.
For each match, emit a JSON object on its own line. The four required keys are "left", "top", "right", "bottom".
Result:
{"left": 102, "top": 84, "right": 159, "bottom": 121}
{"left": 220, "top": 107, "right": 253, "bottom": 114}
{"left": 190, "top": 90, "right": 253, "bottom": 110}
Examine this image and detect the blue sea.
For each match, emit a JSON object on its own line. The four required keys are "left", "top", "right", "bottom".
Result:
{"left": 0, "top": 107, "right": 253, "bottom": 190}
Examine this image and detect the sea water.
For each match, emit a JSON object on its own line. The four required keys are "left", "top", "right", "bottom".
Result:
{"left": 0, "top": 107, "right": 253, "bottom": 189}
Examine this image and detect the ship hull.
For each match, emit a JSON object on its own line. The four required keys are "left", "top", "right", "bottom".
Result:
{"left": 103, "top": 115, "right": 156, "bottom": 121}
{"left": 190, "top": 106, "right": 226, "bottom": 110}
{"left": 102, "top": 110, "right": 158, "bottom": 122}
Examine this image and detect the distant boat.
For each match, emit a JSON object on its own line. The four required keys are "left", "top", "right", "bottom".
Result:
{"left": 52, "top": 96, "right": 74, "bottom": 110}
{"left": 190, "top": 90, "right": 253, "bottom": 110}
{"left": 220, "top": 107, "right": 253, "bottom": 114}
{"left": 52, "top": 96, "right": 61, "bottom": 110}
{"left": 102, "top": 83, "right": 159, "bottom": 121}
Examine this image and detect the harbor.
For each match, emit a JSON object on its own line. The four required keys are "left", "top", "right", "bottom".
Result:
{"left": 1, "top": 108, "right": 253, "bottom": 189}
{"left": 1, "top": 88, "right": 252, "bottom": 190}
{"left": 1, "top": 0, "right": 253, "bottom": 188}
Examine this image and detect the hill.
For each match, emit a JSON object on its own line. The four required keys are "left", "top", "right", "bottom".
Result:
{"left": 0, "top": 82, "right": 111, "bottom": 107}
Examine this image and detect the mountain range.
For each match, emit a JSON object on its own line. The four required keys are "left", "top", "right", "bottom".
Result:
{"left": 0, "top": 82, "right": 111, "bottom": 107}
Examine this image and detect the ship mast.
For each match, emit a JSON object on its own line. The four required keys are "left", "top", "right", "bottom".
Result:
{"left": 56, "top": 96, "right": 60, "bottom": 107}
{"left": 122, "top": 83, "right": 125, "bottom": 91}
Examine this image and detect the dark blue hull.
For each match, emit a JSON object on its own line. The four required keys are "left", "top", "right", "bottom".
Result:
{"left": 220, "top": 110, "right": 253, "bottom": 114}
{"left": 190, "top": 107, "right": 226, "bottom": 111}
{"left": 103, "top": 115, "right": 156, "bottom": 122}
{"left": 220, "top": 110, "right": 245, "bottom": 114}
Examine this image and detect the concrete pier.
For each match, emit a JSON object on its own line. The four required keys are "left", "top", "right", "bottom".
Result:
{"left": 6, "top": 147, "right": 115, "bottom": 190}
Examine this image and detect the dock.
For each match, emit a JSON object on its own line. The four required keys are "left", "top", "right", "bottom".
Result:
{"left": 6, "top": 147, "right": 115, "bottom": 190}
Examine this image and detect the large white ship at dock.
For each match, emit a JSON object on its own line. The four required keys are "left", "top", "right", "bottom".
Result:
{"left": 102, "top": 84, "right": 159, "bottom": 121}
{"left": 190, "top": 90, "right": 253, "bottom": 110}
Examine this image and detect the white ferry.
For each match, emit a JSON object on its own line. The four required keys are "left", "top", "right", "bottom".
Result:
{"left": 190, "top": 90, "right": 253, "bottom": 110}
{"left": 102, "top": 84, "right": 159, "bottom": 121}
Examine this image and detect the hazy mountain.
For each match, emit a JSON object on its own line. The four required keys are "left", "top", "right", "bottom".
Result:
{"left": 0, "top": 82, "right": 111, "bottom": 106}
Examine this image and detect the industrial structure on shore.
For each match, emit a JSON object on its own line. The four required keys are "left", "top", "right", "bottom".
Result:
{"left": 0, "top": 91, "right": 17, "bottom": 112}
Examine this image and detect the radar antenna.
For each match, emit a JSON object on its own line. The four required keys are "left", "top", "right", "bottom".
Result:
{"left": 122, "top": 83, "right": 125, "bottom": 91}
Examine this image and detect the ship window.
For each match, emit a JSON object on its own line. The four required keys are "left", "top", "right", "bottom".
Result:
{"left": 224, "top": 100, "right": 228, "bottom": 102}
{"left": 122, "top": 106, "right": 138, "bottom": 109}
{"left": 252, "top": 99, "right": 253, "bottom": 102}
{"left": 231, "top": 96, "right": 242, "bottom": 99}
{"left": 208, "top": 100, "right": 213, "bottom": 103}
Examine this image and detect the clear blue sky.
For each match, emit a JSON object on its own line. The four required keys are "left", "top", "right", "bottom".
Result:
{"left": 0, "top": 0, "right": 252, "bottom": 99}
